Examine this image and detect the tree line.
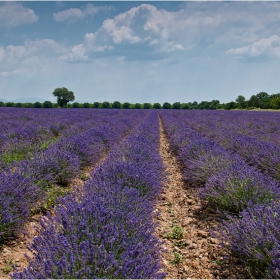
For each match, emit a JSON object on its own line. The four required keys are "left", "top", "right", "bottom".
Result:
{"left": 0, "top": 87, "right": 279, "bottom": 110}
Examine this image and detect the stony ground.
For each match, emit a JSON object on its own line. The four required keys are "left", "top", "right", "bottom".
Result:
{"left": 155, "top": 115, "right": 248, "bottom": 279}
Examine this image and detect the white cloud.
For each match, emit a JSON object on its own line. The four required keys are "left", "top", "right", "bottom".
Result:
{"left": 3, "top": 39, "right": 66, "bottom": 61}
{"left": 0, "top": 2, "right": 38, "bottom": 28}
{"left": 59, "top": 44, "right": 88, "bottom": 61}
{"left": 0, "top": 69, "right": 29, "bottom": 78}
{"left": 0, "top": 47, "right": 4, "bottom": 61}
{"left": 53, "top": 3, "right": 109, "bottom": 23}
{"left": 226, "top": 35, "right": 280, "bottom": 58}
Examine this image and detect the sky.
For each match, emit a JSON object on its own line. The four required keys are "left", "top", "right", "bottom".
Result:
{"left": 0, "top": 1, "right": 280, "bottom": 104}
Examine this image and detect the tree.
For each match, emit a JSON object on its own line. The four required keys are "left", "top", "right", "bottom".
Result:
{"left": 15, "top": 102, "right": 23, "bottom": 107}
{"left": 134, "top": 103, "right": 142, "bottom": 109}
{"left": 153, "top": 103, "right": 161, "bottom": 109}
{"left": 224, "top": 101, "right": 237, "bottom": 110}
{"left": 271, "top": 97, "right": 280, "bottom": 109}
{"left": 112, "top": 101, "right": 122, "bottom": 108}
{"left": 83, "top": 102, "right": 90, "bottom": 108}
{"left": 102, "top": 101, "right": 110, "bottom": 108}
{"left": 181, "top": 103, "right": 190, "bottom": 109}
{"left": 235, "top": 95, "right": 246, "bottom": 104}
{"left": 52, "top": 87, "right": 75, "bottom": 108}
{"left": 0, "top": 101, "right": 4, "bottom": 107}
{"left": 209, "top": 100, "right": 220, "bottom": 110}
{"left": 163, "top": 102, "right": 171, "bottom": 109}
{"left": 123, "top": 102, "right": 131, "bottom": 109}
{"left": 93, "top": 102, "right": 100, "bottom": 108}
{"left": 6, "top": 102, "right": 14, "bottom": 107}
{"left": 72, "top": 102, "right": 80, "bottom": 108}
{"left": 43, "top": 101, "right": 53, "bottom": 108}
{"left": 172, "top": 102, "right": 181, "bottom": 109}
{"left": 143, "top": 103, "right": 152, "bottom": 109}
{"left": 34, "top": 102, "right": 42, "bottom": 108}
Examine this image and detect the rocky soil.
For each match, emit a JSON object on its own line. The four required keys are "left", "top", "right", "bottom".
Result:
{"left": 155, "top": 115, "right": 248, "bottom": 279}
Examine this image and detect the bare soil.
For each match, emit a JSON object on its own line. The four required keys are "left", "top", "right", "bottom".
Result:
{"left": 156, "top": 114, "right": 248, "bottom": 279}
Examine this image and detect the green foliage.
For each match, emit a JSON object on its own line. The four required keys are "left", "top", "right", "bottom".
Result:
{"left": 83, "top": 102, "right": 91, "bottom": 108}
{"left": 172, "top": 102, "right": 181, "bottom": 109}
{"left": 102, "top": 101, "right": 110, "bottom": 108}
{"left": 163, "top": 102, "right": 171, "bottom": 109}
{"left": 271, "top": 97, "right": 280, "bottom": 109}
{"left": 0, "top": 101, "right": 5, "bottom": 107}
{"left": 52, "top": 87, "right": 75, "bottom": 108}
{"left": 170, "top": 252, "right": 183, "bottom": 264}
{"left": 123, "top": 102, "right": 131, "bottom": 109}
{"left": 43, "top": 101, "right": 53, "bottom": 108}
{"left": 181, "top": 103, "right": 190, "bottom": 109}
{"left": 72, "top": 102, "right": 80, "bottom": 108}
{"left": 167, "top": 226, "right": 184, "bottom": 240}
{"left": 34, "top": 102, "right": 42, "bottom": 108}
{"left": 6, "top": 102, "right": 14, "bottom": 107}
{"left": 112, "top": 101, "right": 122, "bottom": 108}
{"left": 15, "top": 102, "right": 23, "bottom": 107}
{"left": 93, "top": 102, "right": 101, "bottom": 108}
{"left": 134, "top": 103, "right": 142, "bottom": 109}
{"left": 153, "top": 103, "right": 161, "bottom": 109}
{"left": 1, "top": 259, "right": 13, "bottom": 274}
{"left": 24, "top": 102, "right": 34, "bottom": 108}
{"left": 143, "top": 103, "right": 152, "bottom": 109}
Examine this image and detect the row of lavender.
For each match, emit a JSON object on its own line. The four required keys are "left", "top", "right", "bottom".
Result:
{"left": 13, "top": 111, "right": 166, "bottom": 279}
{"left": 0, "top": 109, "right": 146, "bottom": 245}
{"left": 181, "top": 110, "right": 280, "bottom": 146}
{"left": 159, "top": 111, "right": 280, "bottom": 278}
{"left": 0, "top": 108, "right": 124, "bottom": 169}
{"left": 174, "top": 111, "right": 280, "bottom": 182}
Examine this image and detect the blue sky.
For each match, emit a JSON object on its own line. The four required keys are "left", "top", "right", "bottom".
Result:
{"left": 0, "top": 1, "right": 280, "bottom": 104}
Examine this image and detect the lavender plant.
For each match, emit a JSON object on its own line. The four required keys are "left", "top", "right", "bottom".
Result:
{"left": 0, "top": 170, "right": 40, "bottom": 245}
{"left": 202, "top": 162, "right": 280, "bottom": 213}
{"left": 219, "top": 202, "right": 280, "bottom": 278}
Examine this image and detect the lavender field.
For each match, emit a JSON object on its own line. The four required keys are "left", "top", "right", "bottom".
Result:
{"left": 1, "top": 107, "right": 280, "bottom": 278}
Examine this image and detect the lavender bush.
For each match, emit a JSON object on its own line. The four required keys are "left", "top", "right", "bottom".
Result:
{"left": 219, "top": 202, "right": 280, "bottom": 278}
{"left": 0, "top": 170, "right": 40, "bottom": 245}
{"left": 202, "top": 162, "right": 280, "bottom": 213}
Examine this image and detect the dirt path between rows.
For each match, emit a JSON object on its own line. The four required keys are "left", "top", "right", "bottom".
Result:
{"left": 155, "top": 114, "right": 248, "bottom": 279}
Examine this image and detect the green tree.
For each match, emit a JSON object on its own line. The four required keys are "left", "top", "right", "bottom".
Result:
{"left": 123, "top": 102, "right": 131, "bottom": 109}
{"left": 43, "top": 101, "right": 53, "bottom": 108}
{"left": 52, "top": 87, "right": 75, "bottom": 108}
{"left": 83, "top": 102, "right": 90, "bottom": 108}
{"left": 24, "top": 102, "right": 34, "bottom": 108}
{"left": 6, "top": 102, "right": 14, "bottom": 107}
{"left": 181, "top": 103, "right": 190, "bottom": 109}
{"left": 163, "top": 102, "right": 171, "bottom": 109}
{"left": 112, "top": 101, "right": 122, "bottom": 108}
{"left": 15, "top": 102, "right": 23, "bottom": 108}
{"left": 93, "top": 102, "right": 100, "bottom": 108}
{"left": 209, "top": 100, "right": 220, "bottom": 110}
{"left": 271, "top": 97, "right": 280, "bottom": 109}
{"left": 224, "top": 101, "right": 237, "bottom": 110}
{"left": 172, "top": 102, "right": 181, "bottom": 109}
{"left": 72, "top": 102, "right": 80, "bottom": 108}
{"left": 153, "top": 103, "right": 161, "bottom": 109}
{"left": 235, "top": 95, "right": 246, "bottom": 104}
{"left": 134, "top": 103, "right": 142, "bottom": 109}
{"left": 34, "top": 102, "right": 42, "bottom": 108}
{"left": 143, "top": 103, "right": 152, "bottom": 109}
{"left": 0, "top": 101, "right": 4, "bottom": 107}
{"left": 102, "top": 101, "right": 110, "bottom": 108}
